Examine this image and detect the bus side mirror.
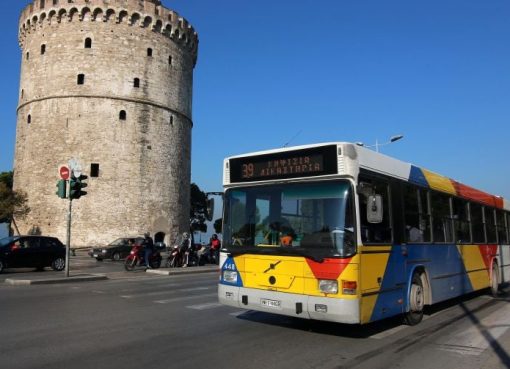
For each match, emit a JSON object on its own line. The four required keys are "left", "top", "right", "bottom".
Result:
{"left": 206, "top": 198, "right": 215, "bottom": 222}
{"left": 367, "top": 195, "right": 383, "bottom": 224}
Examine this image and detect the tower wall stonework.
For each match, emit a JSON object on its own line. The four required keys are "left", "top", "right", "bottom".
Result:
{"left": 14, "top": 0, "right": 198, "bottom": 246}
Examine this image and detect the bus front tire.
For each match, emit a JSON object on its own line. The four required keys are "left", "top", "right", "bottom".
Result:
{"left": 404, "top": 273, "right": 425, "bottom": 326}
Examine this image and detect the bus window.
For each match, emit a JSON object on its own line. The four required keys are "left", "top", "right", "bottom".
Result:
{"left": 359, "top": 178, "right": 392, "bottom": 244}
{"left": 223, "top": 181, "right": 356, "bottom": 257}
{"left": 430, "top": 192, "right": 453, "bottom": 243}
{"left": 485, "top": 208, "right": 497, "bottom": 244}
{"left": 452, "top": 198, "right": 471, "bottom": 243}
{"left": 496, "top": 210, "right": 508, "bottom": 244}
{"left": 403, "top": 185, "right": 431, "bottom": 243}
{"left": 470, "top": 203, "right": 485, "bottom": 244}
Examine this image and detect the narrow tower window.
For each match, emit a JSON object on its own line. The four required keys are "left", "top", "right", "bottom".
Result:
{"left": 119, "top": 110, "right": 126, "bottom": 120}
{"left": 168, "top": 55, "right": 172, "bottom": 65}
{"left": 147, "top": 48, "right": 153, "bottom": 57}
{"left": 90, "top": 163, "right": 99, "bottom": 177}
{"left": 170, "top": 115, "right": 174, "bottom": 125}
{"left": 84, "top": 38, "right": 92, "bottom": 48}
{"left": 77, "top": 74, "right": 85, "bottom": 85}
{"left": 21, "top": 89, "right": 24, "bottom": 99}
{"left": 27, "top": 114, "right": 32, "bottom": 124}
{"left": 41, "top": 44, "right": 46, "bottom": 55}
{"left": 134, "top": 78, "right": 140, "bottom": 88}
{"left": 26, "top": 52, "right": 30, "bottom": 61}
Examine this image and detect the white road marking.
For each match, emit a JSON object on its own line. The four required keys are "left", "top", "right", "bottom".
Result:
{"left": 154, "top": 292, "right": 218, "bottom": 304}
{"left": 186, "top": 302, "right": 223, "bottom": 310}
{"left": 120, "top": 286, "right": 212, "bottom": 299}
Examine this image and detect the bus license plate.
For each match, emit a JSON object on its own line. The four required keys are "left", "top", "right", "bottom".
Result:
{"left": 261, "top": 298, "right": 281, "bottom": 309}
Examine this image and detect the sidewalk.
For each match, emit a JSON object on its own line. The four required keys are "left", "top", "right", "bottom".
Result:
{"left": 4, "top": 273, "right": 108, "bottom": 285}
{"left": 3, "top": 262, "right": 219, "bottom": 285}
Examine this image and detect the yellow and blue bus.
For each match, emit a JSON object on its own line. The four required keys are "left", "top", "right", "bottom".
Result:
{"left": 218, "top": 142, "right": 509, "bottom": 325}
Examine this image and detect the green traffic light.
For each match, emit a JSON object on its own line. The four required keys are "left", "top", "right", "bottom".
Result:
{"left": 70, "top": 174, "right": 88, "bottom": 200}
{"left": 56, "top": 179, "right": 67, "bottom": 199}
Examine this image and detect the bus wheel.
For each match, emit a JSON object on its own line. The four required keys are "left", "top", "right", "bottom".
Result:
{"left": 404, "top": 273, "right": 425, "bottom": 326}
{"left": 490, "top": 263, "right": 499, "bottom": 297}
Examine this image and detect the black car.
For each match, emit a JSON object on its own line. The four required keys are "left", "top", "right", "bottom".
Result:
{"left": 0, "top": 235, "right": 66, "bottom": 273}
{"left": 88, "top": 237, "right": 144, "bottom": 261}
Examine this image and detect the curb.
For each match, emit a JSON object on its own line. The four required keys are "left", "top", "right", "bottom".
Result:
{"left": 4, "top": 274, "right": 108, "bottom": 285}
{"left": 146, "top": 267, "right": 219, "bottom": 276}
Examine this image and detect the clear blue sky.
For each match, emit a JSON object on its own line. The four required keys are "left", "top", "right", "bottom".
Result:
{"left": 1, "top": 0, "right": 509, "bottom": 202}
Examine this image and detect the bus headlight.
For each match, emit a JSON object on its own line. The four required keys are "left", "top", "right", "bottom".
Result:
{"left": 223, "top": 270, "right": 238, "bottom": 283}
{"left": 319, "top": 280, "right": 338, "bottom": 294}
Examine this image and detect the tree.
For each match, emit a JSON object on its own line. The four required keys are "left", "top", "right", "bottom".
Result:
{"left": 0, "top": 171, "right": 30, "bottom": 235}
{"left": 190, "top": 183, "right": 208, "bottom": 234}
{"left": 0, "top": 171, "right": 13, "bottom": 189}
{"left": 213, "top": 218, "right": 222, "bottom": 234}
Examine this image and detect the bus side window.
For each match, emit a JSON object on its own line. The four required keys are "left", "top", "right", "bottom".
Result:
{"left": 359, "top": 178, "right": 392, "bottom": 244}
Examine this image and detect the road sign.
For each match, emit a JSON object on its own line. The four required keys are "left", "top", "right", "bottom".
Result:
{"left": 59, "top": 165, "right": 70, "bottom": 180}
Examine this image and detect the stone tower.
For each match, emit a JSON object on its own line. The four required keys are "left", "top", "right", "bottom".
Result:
{"left": 14, "top": 0, "right": 198, "bottom": 247}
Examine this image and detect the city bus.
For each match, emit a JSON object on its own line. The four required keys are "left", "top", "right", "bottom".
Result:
{"left": 218, "top": 142, "right": 510, "bottom": 325}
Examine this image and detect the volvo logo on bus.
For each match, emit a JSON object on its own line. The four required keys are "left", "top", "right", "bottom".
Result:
{"left": 264, "top": 260, "right": 282, "bottom": 273}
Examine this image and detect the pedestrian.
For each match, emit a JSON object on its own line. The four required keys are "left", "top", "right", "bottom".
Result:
{"left": 142, "top": 232, "right": 154, "bottom": 269}
{"left": 209, "top": 234, "right": 221, "bottom": 264}
{"left": 180, "top": 232, "right": 192, "bottom": 267}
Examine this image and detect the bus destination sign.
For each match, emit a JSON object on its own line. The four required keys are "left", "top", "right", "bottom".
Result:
{"left": 229, "top": 145, "right": 338, "bottom": 183}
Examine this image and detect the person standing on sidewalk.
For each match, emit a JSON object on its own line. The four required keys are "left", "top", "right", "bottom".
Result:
{"left": 143, "top": 232, "right": 154, "bottom": 269}
{"left": 209, "top": 234, "right": 221, "bottom": 265}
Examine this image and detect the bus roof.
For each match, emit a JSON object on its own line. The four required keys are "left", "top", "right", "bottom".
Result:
{"left": 224, "top": 142, "right": 509, "bottom": 211}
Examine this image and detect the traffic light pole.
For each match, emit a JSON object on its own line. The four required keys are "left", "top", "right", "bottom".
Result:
{"left": 65, "top": 196, "right": 72, "bottom": 277}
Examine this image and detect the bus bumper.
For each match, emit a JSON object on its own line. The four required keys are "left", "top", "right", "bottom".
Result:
{"left": 218, "top": 284, "right": 360, "bottom": 324}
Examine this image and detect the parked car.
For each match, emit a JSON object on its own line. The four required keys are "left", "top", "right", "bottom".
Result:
{"left": 0, "top": 235, "right": 66, "bottom": 273}
{"left": 88, "top": 237, "right": 144, "bottom": 261}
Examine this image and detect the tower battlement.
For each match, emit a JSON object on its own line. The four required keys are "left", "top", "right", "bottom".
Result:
{"left": 19, "top": 0, "right": 198, "bottom": 64}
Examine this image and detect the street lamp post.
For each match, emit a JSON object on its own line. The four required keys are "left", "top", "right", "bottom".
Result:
{"left": 356, "top": 135, "right": 404, "bottom": 152}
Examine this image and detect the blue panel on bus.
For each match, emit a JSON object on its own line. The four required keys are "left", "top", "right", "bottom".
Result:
{"left": 220, "top": 256, "right": 244, "bottom": 287}
{"left": 409, "top": 165, "right": 429, "bottom": 188}
{"left": 369, "top": 244, "right": 475, "bottom": 323}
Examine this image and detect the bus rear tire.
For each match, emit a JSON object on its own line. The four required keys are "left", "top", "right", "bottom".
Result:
{"left": 404, "top": 273, "right": 425, "bottom": 326}
{"left": 490, "top": 263, "right": 500, "bottom": 297}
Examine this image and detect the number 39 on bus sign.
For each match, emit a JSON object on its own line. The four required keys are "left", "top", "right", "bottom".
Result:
{"left": 242, "top": 163, "right": 254, "bottom": 179}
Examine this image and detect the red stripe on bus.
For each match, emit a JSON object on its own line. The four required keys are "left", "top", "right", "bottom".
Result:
{"left": 305, "top": 258, "right": 352, "bottom": 280}
{"left": 452, "top": 181, "right": 503, "bottom": 208}
{"left": 478, "top": 245, "right": 498, "bottom": 271}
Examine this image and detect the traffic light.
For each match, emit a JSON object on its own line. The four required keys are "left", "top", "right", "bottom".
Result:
{"left": 69, "top": 174, "right": 88, "bottom": 200}
{"left": 56, "top": 179, "right": 67, "bottom": 199}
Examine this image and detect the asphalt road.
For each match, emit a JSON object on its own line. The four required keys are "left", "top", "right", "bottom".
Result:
{"left": 0, "top": 255, "right": 509, "bottom": 369}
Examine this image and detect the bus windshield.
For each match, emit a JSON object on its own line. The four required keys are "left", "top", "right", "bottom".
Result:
{"left": 223, "top": 181, "right": 355, "bottom": 260}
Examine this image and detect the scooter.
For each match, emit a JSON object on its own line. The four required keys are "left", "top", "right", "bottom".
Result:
{"left": 165, "top": 244, "right": 184, "bottom": 268}
{"left": 166, "top": 243, "right": 200, "bottom": 267}
{"left": 124, "top": 243, "right": 162, "bottom": 271}
{"left": 198, "top": 245, "right": 217, "bottom": 265}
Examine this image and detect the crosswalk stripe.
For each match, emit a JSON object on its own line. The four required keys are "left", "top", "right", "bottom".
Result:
{"left": 120, "top": 286, "right": 213, "bottom": 299}
{"left": 154, "top": 292, "right": 218, "bottom": 304}
{"left": 186, "top": 302, "right": 223, "bottom": 310}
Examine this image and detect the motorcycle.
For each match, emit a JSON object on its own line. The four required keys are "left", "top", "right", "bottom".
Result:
{"left": 198, "top": 245, "right": 218, "bottom": 266}
{"left": 165, "top": 242, "right": 199, "bottom": 268}
{"left": 124, "top": 243, "right": 162, "bottom": 271}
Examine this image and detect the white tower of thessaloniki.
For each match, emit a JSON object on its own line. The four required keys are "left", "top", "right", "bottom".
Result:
{"left": 13, "top": 0, "right": 198, "bottom": 247}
